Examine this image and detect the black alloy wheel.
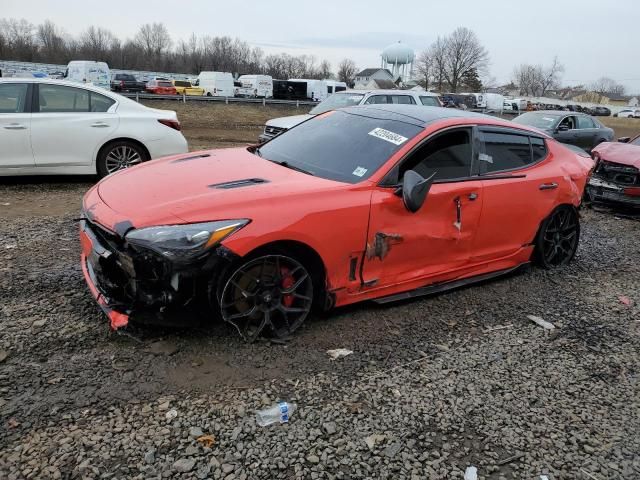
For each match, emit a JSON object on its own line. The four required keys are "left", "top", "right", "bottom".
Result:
{"left": 219, "top": 255, "right": 313, "bottom": 342}
{"left": 535, "top": 205, "right": 580, "bottom": 268}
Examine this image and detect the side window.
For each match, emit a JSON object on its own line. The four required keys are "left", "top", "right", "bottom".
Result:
{"left": 420, "top": 96, "right": 439, "bottom": 106}
{"left": 390, "top": 95, "right": 416, "bottom": 105}
{"left": 531, "top": 137, "right": 547, "bottom": 162}
{"left": 0, "top": 83, "right": 28, "bottom": 113}
{"left": 559, "top": 116, "right": 576, "bottom": 130}
{"left": 38, "top": 85, "right": 89, "bottom": 113}
{"left": 481, "top": 132, "right": 532, "bottom": 173}
{"left": 577, "top": 116, "right": 595, "bottom": 129}
{"left": 364, "top": 95, "right": 388, "bottom": 105}
{"left": 90, "top": 92, "right": 115, "bottom": 112}
{"left": 400, "top": 129, "right": 473, "bottom": 181}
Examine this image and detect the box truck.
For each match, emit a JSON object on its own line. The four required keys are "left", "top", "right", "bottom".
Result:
{"left": 288, "top": 79, "right": 329, "bottom": 101}
{"left": 236, "top": 75, "right": 273, "bottom": 98}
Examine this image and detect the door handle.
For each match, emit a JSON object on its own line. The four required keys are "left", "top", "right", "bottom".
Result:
{"left": 91, "top": 122, "right": 110, "bottom": 128}
{"left": 539, "top": 182, "right": 558, "bottom": 190}
{"left": 468, "top": 192, "right": 478, "bottom": 201}
{"left": 3, "top": 124, "right": 27, "bottom": 130}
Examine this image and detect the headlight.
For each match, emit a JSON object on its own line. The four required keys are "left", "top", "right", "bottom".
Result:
{"left": 125, "top": 220, "right": 249, "bottom": 260}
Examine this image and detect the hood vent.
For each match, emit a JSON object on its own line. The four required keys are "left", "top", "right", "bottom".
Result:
{"left": 209, "top": 178, "right": 268, "bottom": 189}
{"left": 171, "top": 153, "right": 211, "bottom": 163}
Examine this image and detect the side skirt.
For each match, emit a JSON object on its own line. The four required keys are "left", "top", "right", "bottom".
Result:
{"left": 373, "top": 263, "right": 530, "bottom": 305}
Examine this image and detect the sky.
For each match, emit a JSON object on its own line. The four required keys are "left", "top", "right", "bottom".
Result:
{"left": 4, "top": 0, "right": 640, "bottom": 93}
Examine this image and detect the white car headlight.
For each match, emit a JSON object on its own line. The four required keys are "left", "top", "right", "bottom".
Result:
{"left": 125, "top": 220, "right": 249, "bottom": 260}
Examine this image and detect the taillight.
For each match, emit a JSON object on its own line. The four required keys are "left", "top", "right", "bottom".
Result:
{"left": 121, "top": 80, "right": 125, "bottom": 87}
{"left": 624, "top": 187, "right": 640, "bottom": 197}
{"left": 158, "top": 119, "right": 181, "bottom": 131}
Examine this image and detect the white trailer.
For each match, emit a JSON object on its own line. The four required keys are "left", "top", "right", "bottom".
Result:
{"left": 288, "top": 79, "right": 329, "bottom": 101}
{"left": 236, "top": 75, "right": 273, "bottom": 98}
{"left": 484, "top": 93, "right": 505, "bottom": 112}
{"left": 325, "top": 80, "right": 347, "bottom": 95}
{"left": 65, "top": 60, "right": 110, "bottom": 90}
{"left": 196, "top": 71, "right": 234, "bottom": 97}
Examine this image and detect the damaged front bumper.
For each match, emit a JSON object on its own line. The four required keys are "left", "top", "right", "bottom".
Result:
{"left": 79, "top": 218, "right": 239, "bottom": 330}
{"left": 586, "top": 159, "right": 640, "bottom": 208}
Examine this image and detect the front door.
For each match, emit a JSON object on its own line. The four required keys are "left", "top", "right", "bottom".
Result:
{"left": 361, "top": 127, "right": 483, "bottom": 289}
{"left": 554, "top": 115, "right": 581, "bottom": 148}
{"left": 0, "top": 82, "right": 34, "bottom": 168}
{"left": 30, "top": 84, "right": 118, "bottom": 167}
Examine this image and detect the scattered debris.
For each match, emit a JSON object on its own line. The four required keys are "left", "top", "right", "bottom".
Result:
{"left": 255, "top": 401, "right": 296, "bottom": 426}
{"left": 364, "top": 434, "right": 386, "bottom": 450}
{"left": 619, "top": 295, "right": 632, "bottom": 306}
{"left": 527, "top": 315, "right": 556, "bottom": 330}
{"left": 464, "top": 465, "right": 478, "bottom": 480}
{"left": 497, "top": 452, "right": 524, "bottom": 465}
{"left": 165, "top": 409, "right": 178, "bottom": 420}
{"left": 196, "top": 435, "right": 215, "bottom": 448}
{"left": 483, "top": 324, "right": 513, "bottom": 334}
{"left": 326, "top": 348, "right": 353, "bottom": 360}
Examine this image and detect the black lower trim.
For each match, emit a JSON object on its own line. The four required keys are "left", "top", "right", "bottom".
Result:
{"left": 373, "top": 263, "right": 530, "bottom": 304}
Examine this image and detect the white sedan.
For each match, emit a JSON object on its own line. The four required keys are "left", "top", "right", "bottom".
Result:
{"left": 0, "top": 78, "right": 188, "bottom": 178}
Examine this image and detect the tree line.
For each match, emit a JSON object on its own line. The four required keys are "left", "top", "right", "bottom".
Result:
{"left": 0, "top": 18, "right": 348, "bottom": 81}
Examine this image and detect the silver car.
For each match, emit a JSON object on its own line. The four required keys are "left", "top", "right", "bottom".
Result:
{"left": 259, "top": 89, "right": 442, "bottom": 142}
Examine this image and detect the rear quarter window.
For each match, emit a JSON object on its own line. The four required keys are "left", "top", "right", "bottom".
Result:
{"left": 481, "top": 132, "right": 533, "bottom": 173}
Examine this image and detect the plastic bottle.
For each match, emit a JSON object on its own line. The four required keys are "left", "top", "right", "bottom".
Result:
{"left": 255, "top": 401, "right": 297, "bottom": 426}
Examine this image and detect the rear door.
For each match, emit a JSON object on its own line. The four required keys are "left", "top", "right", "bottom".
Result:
{"left": 361, "top": 126, "right": 483, "bottom": 288}
{"left": 31, "top": 83, "right": 119, "bottom": 167}
{"left": 0, "top": 82, "right": 34, "bottom": 168}
{"left": 473, "top": 128, "right": 559, "bottom": 262}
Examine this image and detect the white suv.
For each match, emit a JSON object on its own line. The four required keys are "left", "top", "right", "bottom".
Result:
{"left": 259, "top": 89, "right": 442, "bottom": 142}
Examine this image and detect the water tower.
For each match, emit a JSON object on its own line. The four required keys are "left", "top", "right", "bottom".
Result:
{"left": 381, "top": 41, "right": 415, "bottom": 83}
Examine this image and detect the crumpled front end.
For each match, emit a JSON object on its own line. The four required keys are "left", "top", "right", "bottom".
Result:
{"left": 79, "top": 216, "right": 238, "bottom": 330}
{"left": 586, "top": 157, "right": 640, "bottom": 208}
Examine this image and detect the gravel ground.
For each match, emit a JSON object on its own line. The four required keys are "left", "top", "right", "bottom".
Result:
{"left": 1, "top": 180, "right": 639, "bottom": 480}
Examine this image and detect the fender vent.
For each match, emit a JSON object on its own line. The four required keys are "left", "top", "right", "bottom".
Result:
{"left": 209, "top": 178, "right": 268, "bottom": 189}
{"left": 171, "top": 153, "right": 211, "bottom": 163}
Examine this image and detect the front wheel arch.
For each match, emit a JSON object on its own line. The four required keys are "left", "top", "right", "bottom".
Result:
{"left": 212, "top": 240, "right": 329, "bottom": 312}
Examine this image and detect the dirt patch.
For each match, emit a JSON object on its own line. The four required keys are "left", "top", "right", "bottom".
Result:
{"left": 599, "top": 116, "right": 640, "bottom": 139}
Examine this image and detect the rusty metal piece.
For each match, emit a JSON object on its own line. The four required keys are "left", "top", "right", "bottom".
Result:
{"left": 366, "top": 232, "right": 403, "bottom": 260}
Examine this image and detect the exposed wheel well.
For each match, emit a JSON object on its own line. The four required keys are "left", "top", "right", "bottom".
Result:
{"left": 96, "top": 138, "right": 150, "bottom": 171}
{"left": 238, "top": 240, "right": 330, "bottom": 309}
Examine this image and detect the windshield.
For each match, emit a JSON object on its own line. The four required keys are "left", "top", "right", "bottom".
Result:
{"left": 513, "top": 112, "right": 558, "bottom": 129}
{"left": 257, "top": 110, "right": 422, "bottom": 183}
{"left": 309, "top": 93, "right": 365, "bottom": 115}
{"left": 158, "top": 81, "right": 173, "bottom": 87}
{"left": 631, "top": 136, "right": 640, "bottom": 146}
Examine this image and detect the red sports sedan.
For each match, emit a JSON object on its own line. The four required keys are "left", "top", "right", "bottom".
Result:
{"left": 145, "top": 80, "right": 177, "bottom": 95}
{"left": 587, "top": 135, "right": 640, "bottom": 208}
{"left": 80, "top": 105, "right": 593, "bottom": 341}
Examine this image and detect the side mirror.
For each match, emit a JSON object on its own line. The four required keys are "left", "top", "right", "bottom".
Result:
{"left": 618, "top": 137, "right": 631, "bottom": 143}
{"left": 401, "top": 170, "right": 436, "bottom": 213}
{"left": 557, "top": 124, "right": 569, "bottom": 132}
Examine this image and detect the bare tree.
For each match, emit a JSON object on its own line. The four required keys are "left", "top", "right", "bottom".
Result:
{"left": 134, "top": 23, "right": 172, "bottom": 68}
{"left": 539, "top": 56, "right": 564, "bottom": 96}
{"left": 443, "top": 27, "right": 488, "bottom": 92}
{"left": 429, "top": 37, "right": 448, "bottom": 92}
{"left": 37, "top": 20, "right": 66, "bottom": 64}
{"left": 337, "top": 58, "right": 357, "bottom": 86}
{"left": 79, "top": 26, "right": 115, "bottom": 62}
{"left": 414, "top": 49, "right": 434, "bottom": 90}
{"left": 590, "top": 76, "right": 625, "bottom": 96}
{"left": 319, "top": 60, "right": 332, "bottom": 79}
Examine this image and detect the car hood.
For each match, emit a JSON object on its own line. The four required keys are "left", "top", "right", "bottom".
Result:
{"left": 265, "top": 114, "right": 314, "bottom": 130}
{"left": 592, "top": 142, "right": 640, "bottom": 168}
{"left": 94, "top": 148, "right": 347, "bottom": 229}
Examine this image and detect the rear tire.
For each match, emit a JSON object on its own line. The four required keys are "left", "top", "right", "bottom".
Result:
{"left": 533, "top": 205, "right": 580, "bottom": 269}
{"left": 97, "top": 140, "right": 149, "bottom": 178}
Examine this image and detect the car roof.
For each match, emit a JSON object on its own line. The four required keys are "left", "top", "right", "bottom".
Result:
{"left": 525, "top": 110, "right": 590, "bottom": 117}
{"left": 338, "top": 89, "right": 438, "bottom": 96}
{"left": 341, "top": 104, "right": 496, "bottom": 127}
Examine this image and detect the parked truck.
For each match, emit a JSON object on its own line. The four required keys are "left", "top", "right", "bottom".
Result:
{"left": 196, "top": 71, "right": 234, "bottom": 97}
{"left": 236, "top": 74, "right": 273, "bottom": 98}
{"left": 288, "top": 79, "right": 328, "bottom": 101}
{"left": 110, "top": 73, "right": 145, "bottom": 92}
{"left": 65, "top": 60, "right": 110, "bottom": 90}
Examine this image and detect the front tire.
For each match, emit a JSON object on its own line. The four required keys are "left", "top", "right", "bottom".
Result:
{"left": 533, "top": 205, "right": 580, "bottom": 269}
{"left": 97, "top": 141, "right": 149, "bottom": 178}
{"left": 218, "top": 254, "right": 314, "bottom": 342}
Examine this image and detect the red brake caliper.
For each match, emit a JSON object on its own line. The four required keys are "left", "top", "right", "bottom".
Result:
{"left": 280, "top": 267, "right": 294, "bottom": 307}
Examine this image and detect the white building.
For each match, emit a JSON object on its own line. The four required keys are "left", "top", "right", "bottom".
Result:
{"left": 353, "top": 68, "right": 396, "bottom": 90}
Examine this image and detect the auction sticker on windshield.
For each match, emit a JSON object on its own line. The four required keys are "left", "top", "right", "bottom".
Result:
{"left": 368, "top": 128, "right": 408, "bottom": 146}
